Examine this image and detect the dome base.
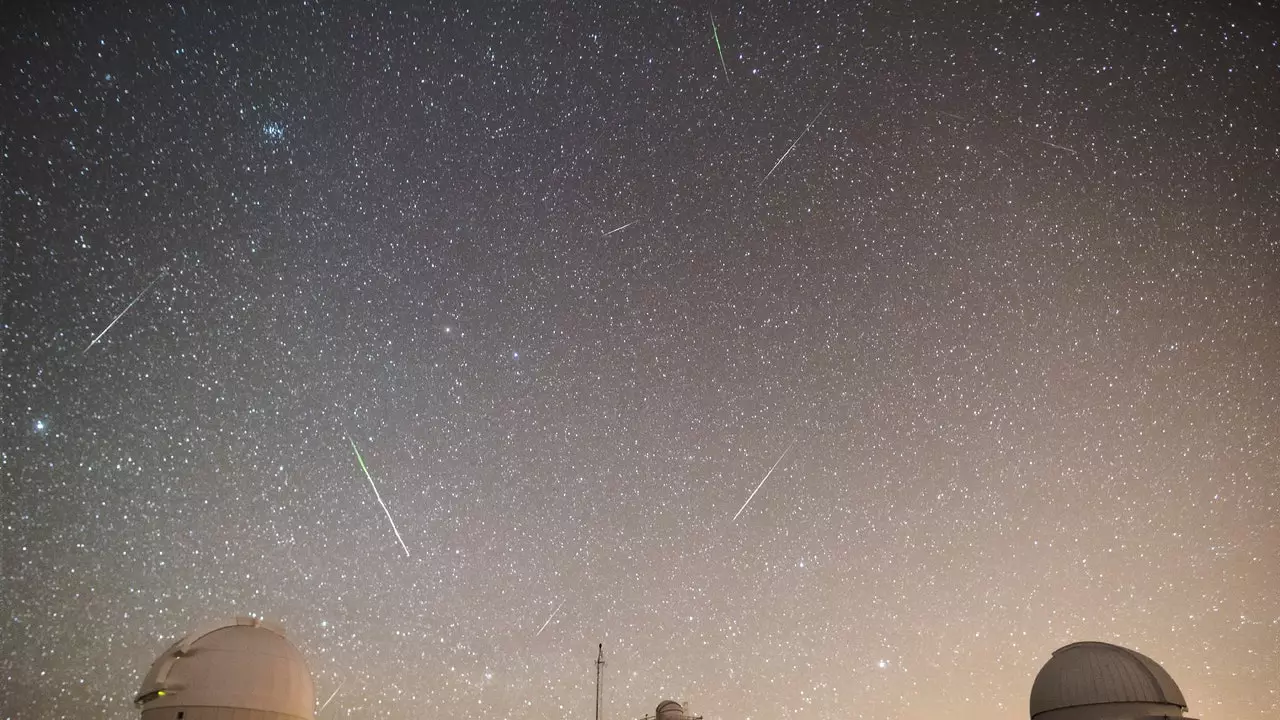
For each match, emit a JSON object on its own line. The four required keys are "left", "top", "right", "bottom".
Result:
{"left": 143, "top": 709, "right": 312, "bottom": 720}
{"left": 1035, "top": 701, "right": 1185, "bottom": 720}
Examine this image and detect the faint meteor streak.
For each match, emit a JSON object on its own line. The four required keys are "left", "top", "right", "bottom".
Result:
{"left": 603, "top": 221, "right": 636, "bottom": 236}
{"left": 317, "top": 678, "right": 346, "bottom": 715}
{"left": 710, "top": 12, "right": 730, "bottom": 83}
{"left": 82, "top": 268, "right": 169, "bottom": 354}
{"left": 759, "top": 99, "right": 833, "bottom": 186}
{"left": 732, "top": 441, "right": 796, "bottom": 522}
{"left": 1032, "top": 138, "right": 1078, "bottom": 155}
{"left": 348, "top": 437, "right": 411, "bottom": 557}
{"left": 535, "top": 600, "right": 565, "bottom": 636}
{"left": 939, "top": 110, "right": 1077, "bottom": 155}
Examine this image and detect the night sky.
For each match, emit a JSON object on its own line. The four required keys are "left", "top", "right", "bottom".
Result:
{"left": 3, "top": 2, "right": 1278, "bottom": 719}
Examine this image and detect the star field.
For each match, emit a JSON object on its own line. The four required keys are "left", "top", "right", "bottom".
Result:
{"left": 3, "top": 2, "right": 1278, "bottom": 719}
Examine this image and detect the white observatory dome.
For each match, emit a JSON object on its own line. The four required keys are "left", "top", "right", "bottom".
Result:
{"left": 1030, "top": 641, "right": 1188, "bottom": 720}
{"left": 135, "top": 617, "right": 315, "bottom": 720}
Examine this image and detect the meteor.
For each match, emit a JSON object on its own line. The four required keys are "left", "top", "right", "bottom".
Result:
{"left": 82, "top": 268, "right": 169, "bottom": 354}
{"left": 348, "top": 437, "right": 411, "bottom": 557}
{"left": 1032, "top": 138, "right": 1078, "bottom": 155}
{"left": 759, "top": 99, "right": 832, "bottom": 186}
{"left": 317, "top": 678, "right": 346, "bottom": 715}
{"left": 603, "top": 221, "right": 636, "bottom": 236}
{"left": 535, "top": 600, "right": 565, "bottom": 636}
{"left": 732, "top": 441, "right": 795, "bottom": 522}
{"left": 711, "top": 12, "right": 730, "bottom": 83}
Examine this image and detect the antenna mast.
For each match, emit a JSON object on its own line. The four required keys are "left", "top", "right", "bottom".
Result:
{"left": 595, "top": 643, "right": 605, "bottom": 720}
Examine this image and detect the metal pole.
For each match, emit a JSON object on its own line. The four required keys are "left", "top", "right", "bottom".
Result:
{"left": 595, "top": 643, "right": 605, "bottom": 720}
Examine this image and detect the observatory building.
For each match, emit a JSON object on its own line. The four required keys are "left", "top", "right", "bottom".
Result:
{"left": 1030, "top": 641, "right": 1199, "bottom": 720}
{"left": 135, "top": 616, "right": 315, "bottom": 720}
{"left": 656, "top": 701, "right": 690, "bottom": 720}
{"left": 640, "top": 700, "right": 702, "bottom": 720}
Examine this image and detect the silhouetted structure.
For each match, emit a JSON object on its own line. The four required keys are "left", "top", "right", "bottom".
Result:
{"left": 1030, "top": 641, "right": 1199, "bottom": 720}
{"left": 595, "top": 644, "right": 606, "bottom": 720}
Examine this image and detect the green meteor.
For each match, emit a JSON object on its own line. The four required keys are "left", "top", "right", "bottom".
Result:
{"left": 711, "top": 12, "right": 730, "bottom": 83}
{"left": 349, "top": 437, "right": 369, "bottom": 474}
{"left": 348, "top": 436, "right": 411, "bottom": 557}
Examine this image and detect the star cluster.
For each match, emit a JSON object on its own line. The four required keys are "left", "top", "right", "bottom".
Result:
{"left": 3, "top": 2, "right": 1277, "bottom": 719}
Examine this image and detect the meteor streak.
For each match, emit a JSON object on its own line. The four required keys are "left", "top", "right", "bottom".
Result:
{"left": 1032, "top": 138, "right": 1078, "bottom": 155}
{"left": 348, "top": 437, "right": 411, "bottom": 557}
{"left": 732, "top": 441, "right": 795, "bottom": 523}
{"left": 536, "top": 600, "right": 565, "bottom": 636}
{"left": 317, "top": 678, "right": 346, "bottom": 715}
{"left": 938, "top": 110, "right": 1078, "bottom": 155}
{"left": 759, "top": 100, "right": 832, "bottom": 186}
{"left": 711, "top": 12, "right": 729, "bottom": 83}
{"left": 82, "top": 268, "right": 169, "bottom": 354}
{"left": 603, "top": 221, "right": 636, "bottom": 236}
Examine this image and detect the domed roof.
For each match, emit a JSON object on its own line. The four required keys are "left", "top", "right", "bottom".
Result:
{"left": 655, "top": 700, "right": 688, "bottom": 720}
{"left": 136, "top": 617, "right": 314, "bottom": 719}
{"left": 1030, "top": 641, "right": 1186, "bottom": 718}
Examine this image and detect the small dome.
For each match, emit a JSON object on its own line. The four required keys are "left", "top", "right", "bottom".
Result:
{"left": 136, "top": 617, "right": 314, "bottom": 720}
{"left": 1030, "top": 641, "right": 1186, "bottom": 719}
{"left": 656, "top": 700, "right": 685, "bottom": 720}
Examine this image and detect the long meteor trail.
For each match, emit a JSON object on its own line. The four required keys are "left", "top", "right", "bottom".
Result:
{"left": 348, "top": 437, "right": 411, "bottom": 557}
{"left": 711, "top": 12, "right": 730, "bottom": 83}
{"left": 536, "top": 600, "right": 565, "bottom": 636}
{"left": 759, "top": 99, "right": 833, "bottom": 187}
{"left": 732, "top": 441, "right": 796, "bottom": 523}
{"left": 82, "top": 268, "right": 169, "bottom": 354}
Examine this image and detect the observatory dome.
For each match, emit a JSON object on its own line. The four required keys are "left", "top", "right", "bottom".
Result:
{"left": 135, "top": 617, "right": 315, "bottom": 720}
{"left": 1030, "top": 641, "right": 1188, "bottom": 720}
{"left": 656, "top": 701, "right": 686, "bottom": 720}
